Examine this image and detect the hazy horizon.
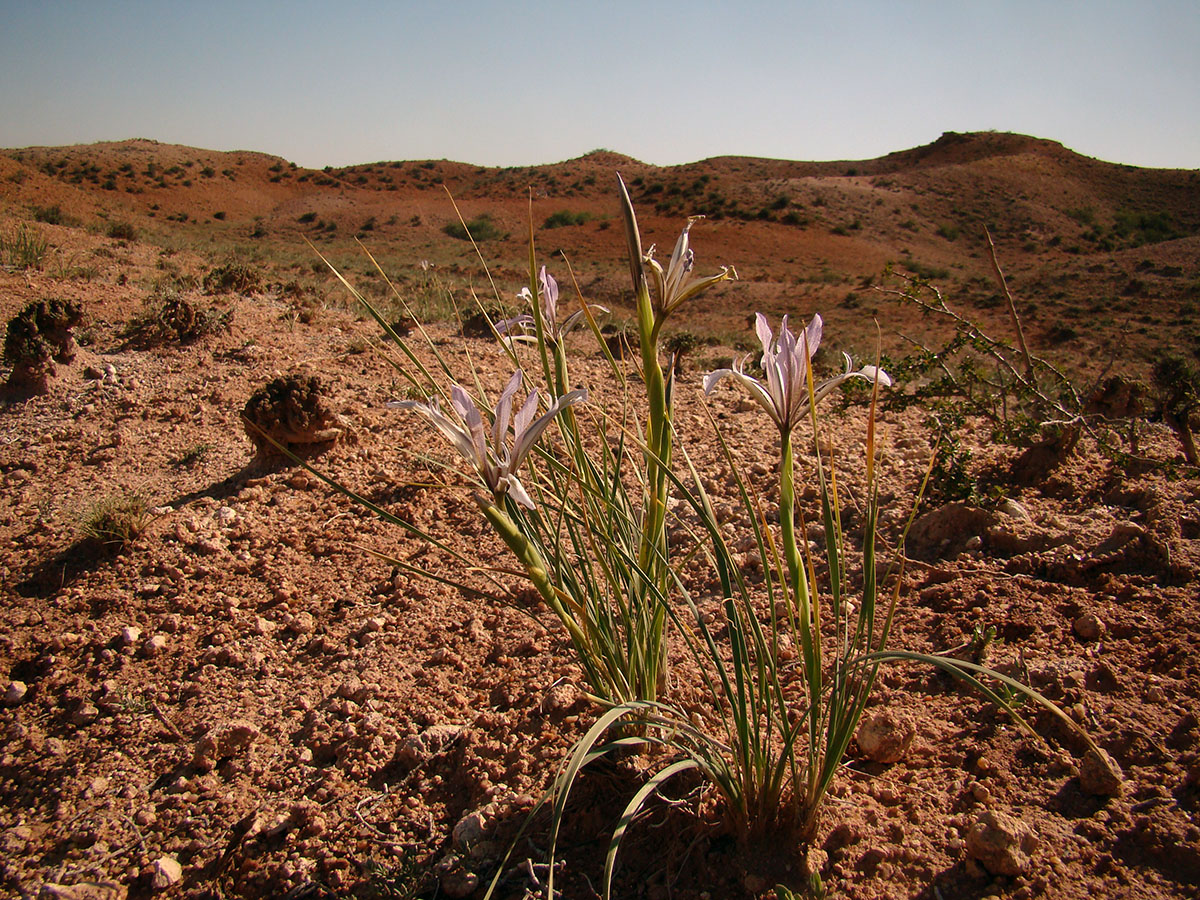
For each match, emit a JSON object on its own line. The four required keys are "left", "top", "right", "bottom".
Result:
{"left": 1, "top": 0, "right": 1198, "bottom": 172}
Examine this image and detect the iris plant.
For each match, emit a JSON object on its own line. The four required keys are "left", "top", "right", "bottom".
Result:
{"left": 643, "top": 216, "right": 737, "bottom": 321}
{"left": 498, "top": 266, "right": 607, "bottom": 345}
{"left": 703, "top": 312, "right": 890, "bottom": 433}
{"left": 394, "top": 369, "right": 586, "bottom": 510}
{"left": 299, "top": 180, "right": 1105, "bottom": 900}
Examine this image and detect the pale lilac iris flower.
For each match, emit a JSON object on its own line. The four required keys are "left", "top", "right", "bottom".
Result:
{"left": 497, "top": 267, "right": 607, "bottom": 344}
{"left": 644, "top": 217, "right": 735, "bottom": 316}
{"left": 703, "top": 312, "right": 890, "bottom": 433}
{"left": 394, "top": 369, "right": 586, "bottom": 509}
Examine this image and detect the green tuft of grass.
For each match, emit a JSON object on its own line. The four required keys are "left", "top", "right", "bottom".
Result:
{"left": 78, "top": 491, "right": 152, "bottom": 548}
{"left": 0, "top": 223, "right": 50, "bottom": 270}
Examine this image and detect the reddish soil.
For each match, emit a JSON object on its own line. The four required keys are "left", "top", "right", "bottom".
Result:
{"left": 2, "top": 134, "right": 1199, "bottom": 899}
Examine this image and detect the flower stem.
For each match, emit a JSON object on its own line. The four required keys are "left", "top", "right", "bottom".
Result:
{"left": 778, "top": 428, "right": 821, "bottom": 805}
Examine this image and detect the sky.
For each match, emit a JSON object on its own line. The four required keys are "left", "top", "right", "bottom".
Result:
{"left": 1, "top": 0, "right": 1198, "bottom": 171}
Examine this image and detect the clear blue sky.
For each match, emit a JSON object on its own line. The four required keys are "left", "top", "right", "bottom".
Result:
{"left": 1, "top": 0, "right": 1197, "bottom": 170}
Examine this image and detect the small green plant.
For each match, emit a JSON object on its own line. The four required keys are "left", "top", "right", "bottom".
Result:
{"left": 0, "top": 223, "right": 50, "bottom": 270}
{"left": 78, "top": 491, "right": 151, "bottom": 549}
{"left": 361, "top": 853, "right": 429, "bottom": 900}
{"left": 172, "top": 443, "right": 213, "bottom": 467}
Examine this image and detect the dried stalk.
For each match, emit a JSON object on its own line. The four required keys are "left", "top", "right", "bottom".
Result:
{"left": 985, "top": 227, "right": 1035, "bottom": 382}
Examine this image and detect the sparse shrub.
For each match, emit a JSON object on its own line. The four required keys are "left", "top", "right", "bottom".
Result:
{"left": 662, "top": 329, "right": 702, "bottom": 373}
{"left": 899, "top": 257, "right": 950, "bottom": 281}
{"left": 77, "top": 490, "right": 151, "bottom": 549}
{"left": 203, "top": 262, "right": 262, "bottom": 295}
{"left": 442, "top": 214, "right": 505, "bottom": 242}
{"left": 3, "top": 298, "right": 83, "bottom": 394}
{"left": 32, "top": 205, "right": 66, "bottom": 225}
{"left": 1065, "top": 206, "right": 1095, "bottom": 226}
{"left": 1150, "top": 353, "right": 1200, "bottom": 465}
{"left": 458, "top": 303, "right": 509, "bottom": 338}
{"left": 1045, "top": 323, "right": 1078, "bottom": 344}
{"left": 543, "top": 209, "right": 594, "bottom": 229}
{"left": 600, "top": 322, "right": 639, "bottom": 357}
{"left": 106, "top": 221, "right": 137, "bottom": 242}
{"left": 122, "top": 290, "right": 231, "bottom": 345}
{"left": 1112, "top": 209, "right": 1183, "bottom": 246}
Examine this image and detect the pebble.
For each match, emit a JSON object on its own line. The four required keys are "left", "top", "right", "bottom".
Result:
{"left": 70, "top": 702, "right": 100, "bottom": 727}
{"left": 142, "top": 634, "right": 168, "bottom": 658}
{"left": 4, "top": 680, "right": 27, "bottom": 706}
{"left": 398, "top": 724, "right": 463, "bottom": 766}
{"left": 1079, "top": 747, "right": 1124, "bottom": 796}
{"left": 439, "top": 867, "right": 479, "bottom": 899}
{"left": 965, "top": 809, "right": 1038, "bottom": 875}
{"left": 289, "top": 612, "right": 316, "bottom": 635}
{"left": 336, "top": 677, "right": 372, "bottom": 704}
{"left": 1073, "top": 612, "right": 1106, "bottom": 641}
{"left": 119, "top": 626, "right": 142, "bottom": 646}
{"left": 147, "top": 856, "right": 183, "bottom": 890}
{"left": 541, "top": 682, "right": 582, "bottom": 716}
{"left": 857, "top": 708, "right": 917, "bottom": 764}
{"left": 192, "top": 720, "right": 261, "bottom": 771}
{"left": 452, "top": 810, "right": 486, "bottom": 850}
{"left": 998, "top": 498, "right": 1032, "bottom": 520}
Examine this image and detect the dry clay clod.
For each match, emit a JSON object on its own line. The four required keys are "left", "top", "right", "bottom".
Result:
{"left": 3, "top": 298, "right": 83, "bottom": 394}
{"left": 242, "top": 374, "right": 353, "bottom": 462}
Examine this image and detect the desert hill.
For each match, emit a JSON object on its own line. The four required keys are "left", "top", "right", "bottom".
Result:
{"left": 3, "top": 130, "right": 1199, "bottom": 376}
